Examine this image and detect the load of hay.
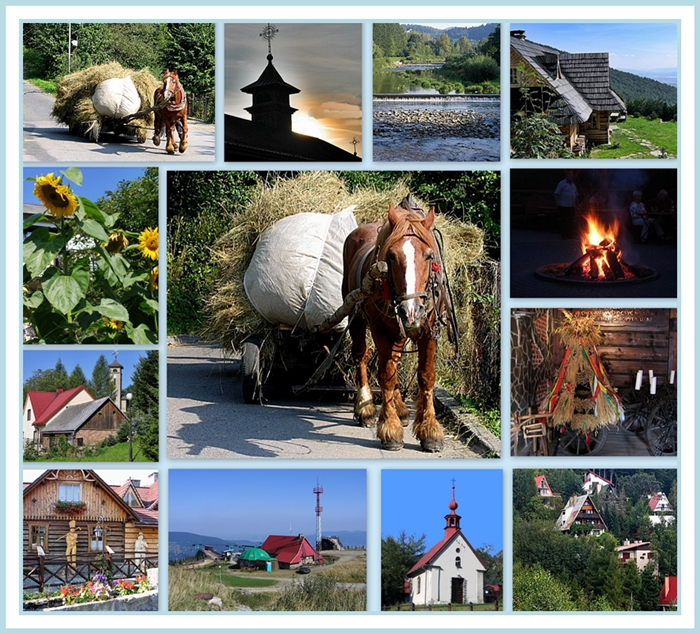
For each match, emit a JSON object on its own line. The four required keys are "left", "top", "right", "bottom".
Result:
{"left": 52, "top": 62, "right": 161, "bottom": 143}
{"left": 541, "top": 310, "right": 624, "bottom": 430}
{"left": 204, "top": 171, "right": 488, "bottom": 395}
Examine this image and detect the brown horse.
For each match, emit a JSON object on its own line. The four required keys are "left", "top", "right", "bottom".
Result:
{"left": 152, "top": 69, "right": 188, "bottom": 155}
{"left": 342, "top": 198, "right": 445, "bottom": 452}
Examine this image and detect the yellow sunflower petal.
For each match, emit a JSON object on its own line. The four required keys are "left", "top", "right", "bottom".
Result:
{"left": 137, "top": 227, "right": 159, "bottom": 261}
{"left": 33, "top": 173, "right": 78, "bottom": 219}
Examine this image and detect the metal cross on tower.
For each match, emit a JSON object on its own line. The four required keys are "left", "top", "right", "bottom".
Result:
{"left": 314, "top": 479, "right": 323, "bottom": 555}
{"left": 259, "top": 23, "right": 279, "bottom": 57}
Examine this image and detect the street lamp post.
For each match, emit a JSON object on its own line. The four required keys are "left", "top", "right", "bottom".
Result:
{"left": 126, "top": 392, "right": 133, "bottom": 462}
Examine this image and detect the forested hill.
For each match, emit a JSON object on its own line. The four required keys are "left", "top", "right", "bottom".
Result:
{"left": 610, "top": 68, "right": 677, "bottom": 105}
{"left": 403, "top": 23, "right": 496, "bottom": 42}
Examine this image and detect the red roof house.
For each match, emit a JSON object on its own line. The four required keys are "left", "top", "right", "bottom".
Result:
{"left": 260, "top": 534, "right": 321, "bottom": 568}
{"left": 658, "top": 576, "right": 677, "bottom": 610}
{"left": 23, "top": 386, "right": 94, "bottom": 444}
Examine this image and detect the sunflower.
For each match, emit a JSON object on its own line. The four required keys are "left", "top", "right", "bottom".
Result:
{"left": 102, "top": 317, "right": 123, "bottom": 330}
{"left": 103, "top": 232, "right": 129, "bottom": 254}
{"left": 33, "top": 173, "right": 78, "bottom": 219}
{"left": 137, "top": 227, "right": 159, "bottom": 260}
{"left": 149, "top": 266, "right": 159, "bottom": 291}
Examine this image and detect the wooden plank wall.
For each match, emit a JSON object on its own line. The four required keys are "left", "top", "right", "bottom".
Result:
{"left": 552, "top": 309, "right": 676, "bottom": 390}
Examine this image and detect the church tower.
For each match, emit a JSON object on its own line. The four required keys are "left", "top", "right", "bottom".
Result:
{"left": 241, "top": 24, "right": 300, "bottom": 131}
{"left": 443, "top": 482, "right": 462, "bottom": 535}
{"left": 109, "top": 355, "right": 124, "bottom": 410}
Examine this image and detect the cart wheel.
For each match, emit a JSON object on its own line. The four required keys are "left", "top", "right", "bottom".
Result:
{"left": 241, "top": 337, "right": 262, "bottom": 404}
{"left": 557, "top": 425, "right": 608, "bottom": 456}
{"left": 645, "top": 404, "right": 677, "bottom": 456}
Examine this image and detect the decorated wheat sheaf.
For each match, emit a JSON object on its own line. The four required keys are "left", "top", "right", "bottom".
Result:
{"left": 544, "top": 310, "right": 623, "bottom": 429}
{"left": 203, "top": 172, "right": 486, "bottom": 394}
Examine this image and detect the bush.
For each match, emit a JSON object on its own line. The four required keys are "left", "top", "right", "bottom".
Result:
{"left": 103, "top": 434, "right": 117, "bottom": 447}
{"left": 510, "top": 111, "right": 574, "bottom": 159}
{"left": 116, "top": 422, "right": 130, "bottom": 443}
{"left": 23, "top": 47, "right": 46, "bottom": 78}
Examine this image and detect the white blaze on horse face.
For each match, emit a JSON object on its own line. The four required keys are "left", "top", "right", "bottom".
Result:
{"left": 401, "top": 240, "right": 420, "bottom": 323}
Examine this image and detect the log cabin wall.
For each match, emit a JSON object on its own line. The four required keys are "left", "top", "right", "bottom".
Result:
{"left": 23, "top": 470, "right": 128, "bottom": 524}
{"left": 552, "top": 309, "right": 677, "bottom": 390}
{"left": 24, "top": 519, "right": 126, "bottom": 555}
{"left": 585, "top": 111, "right": 611, "bottom": 145}
{"left": 125, "top": 523, "right": 159, "bottom": 555}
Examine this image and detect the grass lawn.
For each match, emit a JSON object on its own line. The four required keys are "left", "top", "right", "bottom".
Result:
{"left": 590, "top": 116, "right": 677, "bottom": 159}
{"left": 26, "top": 78, "right": 57, "bottom": 96}
{"left": 34, "top": 438, "right": 153, "bottom": 462}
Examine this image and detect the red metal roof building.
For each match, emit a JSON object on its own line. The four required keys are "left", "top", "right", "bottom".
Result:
{"left": 260, "top": 534, "right": 322, "bottom": 568}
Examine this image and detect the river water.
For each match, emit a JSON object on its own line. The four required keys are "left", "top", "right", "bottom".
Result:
{"left": 373, "top": 95, "right": 501, "bottom": 162}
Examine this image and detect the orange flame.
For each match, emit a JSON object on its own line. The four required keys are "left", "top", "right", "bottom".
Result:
{"left": 579, "top": 215, "right": 623, "bottom": 279}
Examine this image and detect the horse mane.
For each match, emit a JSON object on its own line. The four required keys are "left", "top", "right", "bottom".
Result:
{"left": 376, "top": 207, "right": 435, "bottom": 262}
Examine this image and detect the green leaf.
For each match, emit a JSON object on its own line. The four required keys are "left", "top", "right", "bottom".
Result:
{"left": 79, "top": 197, "right": 106, "bottom": 225}
{"left": 23, "top": 213, "right": 48, "bottom": 231}
{"left": 71, "top": 259, "right": 90, "bottom": 295}
{"left": 94, "top": 247, "right": 130, "bottom": 284}
{"left": 120, "top": 271, "right": 148, "bottom": 289}
{"left": 76, "top": 217, "right": 109, "bottom": 242}
{"left": 23, "top": 228, "right": 65, "bottom": 278}
{"left": 42, "top": 271, "right": 84, "bottom": 314}
{"left": 125, "top": 323, "right": 157, "bottom": 345}
{"left": 140, "top": 298, "right": 160, "bottom": 315}
{"left": 91, "top": 299, "right": 130, "bottom": 322}
{"left": 23, "top": 290, "right": 44, "bottom": 309}
{"left": 61, "top": 167, "right": 83, "bottom": 187}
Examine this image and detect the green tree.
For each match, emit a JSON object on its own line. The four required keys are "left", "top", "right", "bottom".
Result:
{"left": 479, "top": 24, "right": 500, "bottom": 62}
{"left": 97, "top": 167, "right": 158, "bottom": 234}
{"left": 67, "top": 364, "right": 87, "bottom": 388}
{"left": 23, "top": 358, "right": 71, "bottom": 400}
{"left": 381, "top": 531, "right": 425, "bottom": 607}
{"left": 437, "top": 33, "right": 451, "bottom": 57}
{"left": 511, "top": 111, "right": 573, "bottom": 159}
{"left": 638, "top": 564, "right": 662, "bottom": 611}
{"left": 161, "top": 23, "right": 215, "bottom": 96}
{"left": 104, "top": 23, "right": 168, "bottom": 72}
{"left": 513, "top": 563, "right": 576, "bottom": 611}
{"left": 475, "top": 545, "right": 503, "bottom": 587}
{"left": 621, "top": 561, "right": 642, "bottom": 610}
{"left": 127, "top": 351, "right": 159, "bottom": 461}
{"left": 88, "top": 354, "right": 114, "bottom": 399}
{"left": 513, "top": 469, "right": 538, "bottom": 511}
{"left": 373, "top": 24, "right": 407, "bottom": 58}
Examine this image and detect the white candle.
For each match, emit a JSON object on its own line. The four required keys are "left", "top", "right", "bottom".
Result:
{"left": 635, "top": 370, "right": 643, "bottom": 390}
{"left": 649, "top": 369, "right": 654, "bottom": 382}
{"left": 650, "top": 377, "right": 657, "bottom": 395}
{"left": 670, "top": 370, "right": 675, "bottom": 385}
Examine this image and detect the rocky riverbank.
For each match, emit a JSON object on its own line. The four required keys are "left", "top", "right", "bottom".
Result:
{"left": 374, "top": 108, "right": 500, "bottom": 140}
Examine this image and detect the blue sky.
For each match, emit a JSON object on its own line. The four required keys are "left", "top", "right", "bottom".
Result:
{"left": 382, "top": 470, "right": 503, "bottom": 553}
{"left": 169, "top": 470, "right": 366, "bottom": 542}
{"left": 23, "top": 349, "right": 147, "bottom": 390}
{"left": 511, "top": 23, "right": 677, "bottom": 72}
{"left": 23, "top": 167, "right": 148, "bottom": 207}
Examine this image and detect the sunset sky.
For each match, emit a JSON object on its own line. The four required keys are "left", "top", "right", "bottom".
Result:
{"left": 225, "top": 23, "right": 362, "bottom": 156}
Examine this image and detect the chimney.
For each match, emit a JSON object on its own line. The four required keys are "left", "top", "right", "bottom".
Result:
{"left": 511, "top": 30, "right": 526, "bottom": 40}
{"left": 131, "top": 479, "right": 140, "bottom": 488}
{"left": 56, "top": 388, "right": 64, "bottom": 394}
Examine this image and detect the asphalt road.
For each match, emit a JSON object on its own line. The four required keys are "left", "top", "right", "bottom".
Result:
{"left": 23, "top": 81, "right": 215, "bottom": 163}
{"left": 166, "top": 343, "right": 479, "bottom": 460}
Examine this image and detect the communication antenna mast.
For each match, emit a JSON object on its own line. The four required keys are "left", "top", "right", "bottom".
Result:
{"left": 313, "top": 478, "right": 323, "bottom": 554}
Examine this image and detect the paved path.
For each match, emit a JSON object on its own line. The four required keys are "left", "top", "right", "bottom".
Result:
{"left": 23, "top": 81, "right": 215, "bottom": 163}
{"left": 167, "top": 343, "right": 479, "bottom": 460}
{"left": 510, "top": 229, "right": 677, "bottom": 299}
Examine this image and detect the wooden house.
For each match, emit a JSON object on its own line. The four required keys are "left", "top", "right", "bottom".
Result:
{"left": 534, "top": 475, "right": 560, "bottom": 506}
{"left": 260, "top": 534, "right": 321, "bottom": 568}
{"left": 658, "top": 576, "right": 677, "bottom": 610}
{"left": 557, "top": 494, "right": 607, "bottom": 536}
{"left": 582, "top": 470, "right": 615, "bottom": 495}
{"left": 648, "top": 492, "right": 675, "bottom": 526}
{"left": 510, "top": 30, "right": 626, "bottom": 153}
{"left": 23, "top": 386, "right": 128, "bottom": 451}
{"left": 406, "top": 486, "right": 487, "bottom": 606}
{"left": 23, "top": 469, "right": 158, "bottom": 563}
{"left": 616, "top": 540, "right": 655, "bottom": 572}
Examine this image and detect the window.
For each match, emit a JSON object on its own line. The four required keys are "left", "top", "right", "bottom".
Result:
{"left": 416, "top": 577, "right": 421, "bottom": 594}
{"left": 510, "top": 67, "right": 519, "bottom": 85}
{"left": 455, "top": 556, "right": 462, "bottom": 569}
{"left": 29, "top": 524, "right": 49, "bottom": 553}
{"left": 124, "top": 491, "right": 139, "bottom": 507}
{"left": 89, "top": 524, "right": 107, "bottom": 552}
{"left": 58, "top": 483, "right": 81, "bottom": 502}
{"left": 77, "top": 438, "right": 84, "bottom": 447}
{"left": 27, "top": 408, "right": 32, "bottom": 420}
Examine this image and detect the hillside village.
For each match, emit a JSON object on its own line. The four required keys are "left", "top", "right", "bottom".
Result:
{"left": 514, "top": 469, "right": 676, "bottom": 611}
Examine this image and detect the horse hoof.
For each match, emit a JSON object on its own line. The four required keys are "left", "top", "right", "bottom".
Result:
{"left": 355, "top": 413, "right": 376, "bottom": 428}
{"left": 153, "top": 136, "right": 160, "bottom": 147}
{"left": 381, "top": 439, "right": 404, "bottom": 451}
{"left": 400, "top": 414, "right": 410, "bottom": 427}
{"left": 420, "top": 439, "right": 444, "bottom": 453}
{"left": 167, "top": 149, "right": 175, "bottom": 155}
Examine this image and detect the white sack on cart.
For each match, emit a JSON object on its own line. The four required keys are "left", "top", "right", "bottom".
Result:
{"left": 91, "top": 76, "right": 141, "bottom": 119}
{"left": 244, "top": 207, "right": 358, "bottom": 331}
